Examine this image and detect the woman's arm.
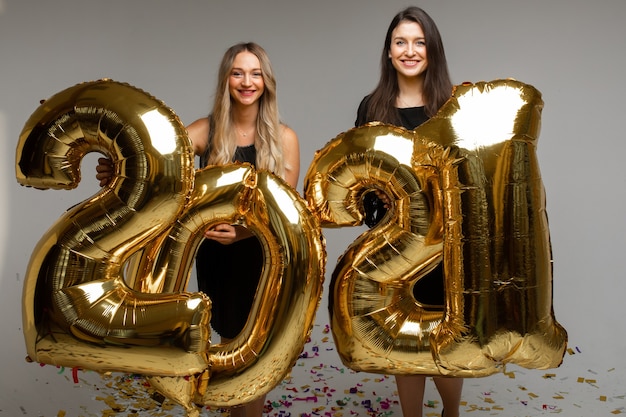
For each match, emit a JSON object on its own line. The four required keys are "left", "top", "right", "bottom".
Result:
{"left": 281, "top": 125, "right": 300, "bottom": 189}
{"left": 186, "top": 117, "right": 210, "bottom": 157}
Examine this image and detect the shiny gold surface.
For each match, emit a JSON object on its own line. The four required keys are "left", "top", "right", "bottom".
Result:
{"left": 17, "top": 80, "right": 326, "bottom": 413}
{"left": 304, "top": 79, "right": 567, "bottom": 377}
{"left": 17, "top": 79, "right": 208, "bottom": 376}
{"left": 305, "top": 123, "right": 449, "bottom": 374}
{"left": 141, "top": 168, "right": 326, "bottom": 407}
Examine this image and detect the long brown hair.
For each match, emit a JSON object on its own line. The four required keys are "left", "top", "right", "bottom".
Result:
{"left": 207, "top": 42, "right": 284, "bottom": 177}
{"left": 365, "top": 6, "right": 452, "bottom": 123}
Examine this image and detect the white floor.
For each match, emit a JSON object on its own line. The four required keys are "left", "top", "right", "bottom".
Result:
{"left": 58, "top": 321, "right": 624, "bottom": 417}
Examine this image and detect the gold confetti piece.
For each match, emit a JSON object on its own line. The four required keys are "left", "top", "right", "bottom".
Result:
{"left": 57, "top": 411, "right": 66, "bottom": 417}
{"left": 611, "top": 410, "right": 623, "bottom": 415}
{"left": 585, "top": 379, "right": 597, "bottom": 384}
{"left": 484, "top": 397, "right": 495, "bottom": 403}
{"left": 600, "top": 396, "right": 607, "bottom": 401}
{"left": 543, "top": 373, "right": 556, "bottom": 379}
{"left": 577, "top": 377, "right": 585, "bottom": 383}
{"left": 528, "top": 393, "right": 538, "bottom": 398}
{"left": 608, "top": 368, "right": 616, "bottom": 372}
{"left": 493, "top": 406, "right": 504, "bottom": 410}
{"left": 553, "top": 395, "right": 564, "bottom": 399}
{"left": 505, "top": 371, "right": 516, "bottom": 379}
{"left": 567, "top": 348, "right": 576, "bottom": 355}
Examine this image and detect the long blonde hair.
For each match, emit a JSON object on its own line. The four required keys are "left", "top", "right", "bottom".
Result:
{"left": 207, "top": 42, "right": 284, "bottom": 177}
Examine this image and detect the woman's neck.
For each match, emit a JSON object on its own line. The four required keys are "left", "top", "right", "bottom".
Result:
{"left": 232, "top": 101, "right": 259, "bottom": 123}
{"left": 396, "top": 75, "right": 425, "bottom": 108}
{"left": 232, "top": 104, "right": 259, "bottom": 145}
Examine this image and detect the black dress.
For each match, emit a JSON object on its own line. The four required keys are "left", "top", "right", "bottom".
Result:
{"left": 196, "top": 126, "right": 263, "bottom": 339}
{"left": 355, "top": 96, "right": 444, "bottom": 307}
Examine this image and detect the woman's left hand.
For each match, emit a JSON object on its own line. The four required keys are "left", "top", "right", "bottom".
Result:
{"left": 204, "top": 223, "right": 251, "bottom": 245}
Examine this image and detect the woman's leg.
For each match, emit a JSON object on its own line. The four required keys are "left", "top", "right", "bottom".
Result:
{"left": 395, "top": 375, "right": 427, "bottom": 417}
{"left": 432, "top": 377, "right": 463, "bottom": 417}
{"left": 229, "top": 395, "right": 265, "bottom": 417}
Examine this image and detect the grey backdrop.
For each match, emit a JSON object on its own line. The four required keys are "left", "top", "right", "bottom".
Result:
{"left": 1, "top": 0, "right": 625, "bottom": 415}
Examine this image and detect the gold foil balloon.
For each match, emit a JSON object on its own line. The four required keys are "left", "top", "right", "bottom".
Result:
{"left": 305, "top": 123, "right": 451, "bottom": 374}
{"left": 17, "top": 79, "right": 210, "bottom": 376}
{"left": 426, "top": 80, "right": 567, "bottom": 376}
{"left": 304, "top": 79, "right": 567, "bottom": 377}
{"left": 196, "top": 170, "right": 325, "bottom": 407}
{"left": 138, "top": 168, "right": 326, "bottom": 408}
{"left": 17, "top": 79, "right": 326, "bottom": 413}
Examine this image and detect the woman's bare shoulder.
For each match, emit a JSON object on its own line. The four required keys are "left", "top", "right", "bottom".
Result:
{"left": 187, "top": 117, "right": 210, "bottom": 155}
{"left": 280, "top": 123, "right": 298, "bottom": 144}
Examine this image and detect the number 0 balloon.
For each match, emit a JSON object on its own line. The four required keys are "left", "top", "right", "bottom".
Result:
{"left": 304, "top": 79, "right": 567, "bottom": 377}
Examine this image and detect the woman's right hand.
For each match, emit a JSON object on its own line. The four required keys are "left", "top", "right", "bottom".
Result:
{"left": 373, "top": 189, "right": 391, "bottom": 208}
{"left": 95, "top": 157, "right": 114, "bottom": 187}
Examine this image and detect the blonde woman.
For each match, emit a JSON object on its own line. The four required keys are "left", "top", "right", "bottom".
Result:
{"left": 97, "top": 42, "right": 299, "bottom": 417}
{"left": 190, "top": 42, "right": 299, "bottom": 417}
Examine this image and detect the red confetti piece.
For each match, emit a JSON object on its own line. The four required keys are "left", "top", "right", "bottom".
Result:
{"left": 294, "top": 396, "right": 318, "bottom": 402}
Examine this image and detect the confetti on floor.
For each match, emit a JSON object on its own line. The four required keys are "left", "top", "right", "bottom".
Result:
{"left": 35, "top": 323, "right": 624, "bottom": 417}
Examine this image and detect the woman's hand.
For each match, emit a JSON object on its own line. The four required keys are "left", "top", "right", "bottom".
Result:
{"left": 363, "top": 189, "right": 391, "bottom": 228}
{"left": 204, "top": 223, "right": 252, "bottom": 245}
{"left": 95, "top": 157, "right": 114, "bottom": 187}
{"left": 373, "top": 189, "right": 391, "bottom": 208}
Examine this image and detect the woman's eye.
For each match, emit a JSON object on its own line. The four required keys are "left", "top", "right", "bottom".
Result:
{"left": 231, "top": 71, "right": 242, "bottom": 77}
{"left": 253, "top": 72, "right": 262, "bottom": 78}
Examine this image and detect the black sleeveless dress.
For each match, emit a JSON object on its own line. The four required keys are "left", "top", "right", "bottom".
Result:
{"left": 355, "top": 97, "right": 444, "bottom": 307}
{"left": 196, "top": 124, "right": 264, "bottom": 339}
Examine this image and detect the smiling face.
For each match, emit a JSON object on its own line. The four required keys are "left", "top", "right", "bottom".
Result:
{"left": 388, "top": 20, "right": 428, "bottom": 81}
{"left": 228, "top": 51, "right": 265, "bottom": 107}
